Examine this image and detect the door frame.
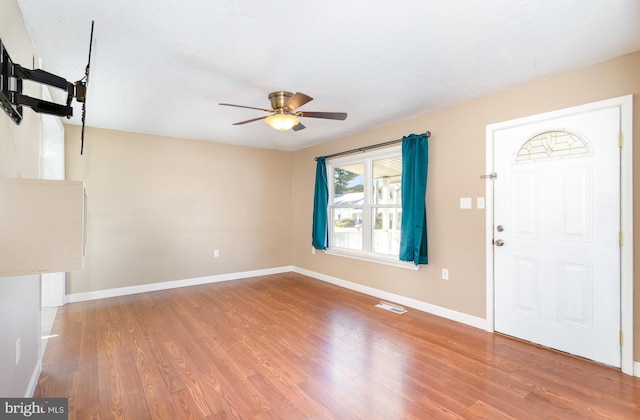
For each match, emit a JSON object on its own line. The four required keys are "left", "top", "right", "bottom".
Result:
{"left": 485, "top": 95, "right": 634, "bottom": 375}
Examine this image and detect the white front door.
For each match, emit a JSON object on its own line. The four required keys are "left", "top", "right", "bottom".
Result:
{"left": 492, "top": 104, "right": 621, "bottom": 367}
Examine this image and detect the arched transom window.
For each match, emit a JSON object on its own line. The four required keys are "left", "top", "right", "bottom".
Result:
{"left": 515, "top": 130, "right": 589, "bottom": 162}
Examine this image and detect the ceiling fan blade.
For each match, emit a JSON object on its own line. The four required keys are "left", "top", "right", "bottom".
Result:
{"left": 292, "top": 122, "right": 306, "bottom": 131}
{"left": 220, "top": 103, "right": 273, "bottom": 112}
{"left": 232, "top": 115, "right": 269, "bottom": 125}
{"left": 298, "top": 111, "right": 347, "bottom": 120}
{"left": 284, "top": 92, "right": 313, "bottom": 111}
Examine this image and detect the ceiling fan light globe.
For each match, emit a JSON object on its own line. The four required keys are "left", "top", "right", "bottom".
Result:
{"left": 265, "top": 113, "right": 299, "bottom": 131}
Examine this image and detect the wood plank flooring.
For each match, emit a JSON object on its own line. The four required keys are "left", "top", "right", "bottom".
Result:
{"left": 35, "top": 272, "right": 640, "bottom": 419}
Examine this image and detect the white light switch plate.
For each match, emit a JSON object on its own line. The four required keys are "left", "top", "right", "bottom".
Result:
{"left": 477, "top": 197, "right": 485, "bottom": 209}
{"left": 460, "top": 197, "right": 472, "bottom": 209}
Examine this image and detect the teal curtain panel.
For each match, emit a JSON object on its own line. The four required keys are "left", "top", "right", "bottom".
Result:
{"left": 399, "top": 133, "right": 429, "bottom": 264}
{"left": 312, "top": 157, "right": 329, "bottom": 249}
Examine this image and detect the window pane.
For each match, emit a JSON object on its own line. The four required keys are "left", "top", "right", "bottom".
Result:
{"left": 333, "top": 164, "right": 364, "bottom": 197}
{"left": 332, "top": 207, "right": 362, "bottom": 250}
{"left": 371, "top": 207, "right": 402, "bottom": 255}
{"left": 516, "top": 130, "right": 589, "bottom": 162}
{"left": 373, "top": 157, "right": 402, "bottom": 205}
{"left": 327, "top": 148, "right": 403, "bottom": 258}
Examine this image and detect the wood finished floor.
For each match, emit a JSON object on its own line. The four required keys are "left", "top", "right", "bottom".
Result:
{"left": 35, "top": 272, "right": 640, "bottom": 419}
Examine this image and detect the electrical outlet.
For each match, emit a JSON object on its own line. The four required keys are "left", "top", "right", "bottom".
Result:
{"left": 442, "top": 269, "right": 449, "bottom": 280}
{"left": 16, "top": 337, "right": 21, "bottom": 365}
{"left": 214, "top": 249, "right": 219, "bottom": 258}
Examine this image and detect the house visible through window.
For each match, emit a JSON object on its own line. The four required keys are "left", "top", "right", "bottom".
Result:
{"left": 327, "top": 147, "right": 402, "bottom": 260}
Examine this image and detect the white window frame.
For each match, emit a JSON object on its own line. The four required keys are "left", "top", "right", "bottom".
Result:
{"left": 325, "top": 146, "right": 419, "bottom": 270}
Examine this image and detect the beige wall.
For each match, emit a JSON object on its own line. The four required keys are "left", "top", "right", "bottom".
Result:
{"left": 0, "top": 0, "right": 44, "bottom": 397}
{"left": 291, "top": 52, "right": 640, "bottom": 359}
{"left": 65, "top": 125, "right": 293, "bottom": 295}
{"left": 0, "top": 5, "right": 41, "bottom": 178}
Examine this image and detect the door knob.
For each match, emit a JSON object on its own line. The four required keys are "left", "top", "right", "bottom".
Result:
{"left": 495, "top": 239, "right": 505, "bottom": 246}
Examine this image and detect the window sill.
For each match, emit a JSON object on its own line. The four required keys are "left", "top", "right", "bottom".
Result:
{"left": 323, "top": 249, "right": 420, "bottom": 271}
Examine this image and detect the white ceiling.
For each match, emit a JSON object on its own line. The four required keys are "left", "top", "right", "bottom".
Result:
{"left": 15, "top": 0, "right": 640, "bottom": 151}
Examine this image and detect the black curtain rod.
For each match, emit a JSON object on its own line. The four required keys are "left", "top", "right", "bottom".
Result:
{"left": 315, "top": 131, "right": 431, "bottom": 161}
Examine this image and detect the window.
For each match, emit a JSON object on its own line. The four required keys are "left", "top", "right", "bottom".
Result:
{"left": 515, "top": 130, "right": 589, "bottom": 162}
{"left": 326, "top": 147, "right": 403, "bottom": 262}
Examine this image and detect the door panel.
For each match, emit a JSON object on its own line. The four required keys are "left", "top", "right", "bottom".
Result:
{"left": 512, "top": 257, "right": 540, "bottom": 316}
{"left": 558, "top": 166, "right": 592, "bottom": 241}
{"left": 557, "top": 262, "right": 593, "bottom": 328}
{"left": 511, "top": 170, "right": 540, "bottom": 238}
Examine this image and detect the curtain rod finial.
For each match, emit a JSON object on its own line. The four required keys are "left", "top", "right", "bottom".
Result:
{"left": 426, "top": 131, "right": 431, "bottom": 137}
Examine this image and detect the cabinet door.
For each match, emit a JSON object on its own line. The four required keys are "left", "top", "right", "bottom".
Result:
{"left": 0, "top": 178, "right": 85, "bottom": 276}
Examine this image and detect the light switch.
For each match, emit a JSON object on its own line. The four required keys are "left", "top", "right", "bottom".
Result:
{"left": 477, "top": 197, "right": 485, "bottom": 209}
{"left": 460, "top": 197, "right": 472, "bottom": 209}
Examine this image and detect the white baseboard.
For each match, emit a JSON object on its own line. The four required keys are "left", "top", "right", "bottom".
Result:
{"left": 25, "top": 359, "right": 42, "bottom": 397}
{"left": 66, "top": 266, "right": 294, "bottom": 303}
{"left": 634, "top": 361, "right": 640, "bottom": 377}
{"left": 293, "top": 267, "right": 488, "bottom": 330}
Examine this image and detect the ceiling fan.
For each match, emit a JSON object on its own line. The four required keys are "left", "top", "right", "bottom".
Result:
{"left": 219, "top": 91, "right": 347, "bottom": 131}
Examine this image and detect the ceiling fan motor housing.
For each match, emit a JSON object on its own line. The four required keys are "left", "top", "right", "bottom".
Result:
{"left": 269, "top": 91, "right": 294, "bottom": 111}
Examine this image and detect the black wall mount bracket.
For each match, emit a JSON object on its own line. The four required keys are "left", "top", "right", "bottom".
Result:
{"left": 0, "top": 40, "right": 23, "bottom": 124}
{"left": 1, "top": 37, "right": 82, "bottom": 125}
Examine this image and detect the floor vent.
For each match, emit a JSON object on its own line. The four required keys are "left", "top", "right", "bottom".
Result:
{"left": 375, "top": 301, "right": 407, "bottom": 314}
